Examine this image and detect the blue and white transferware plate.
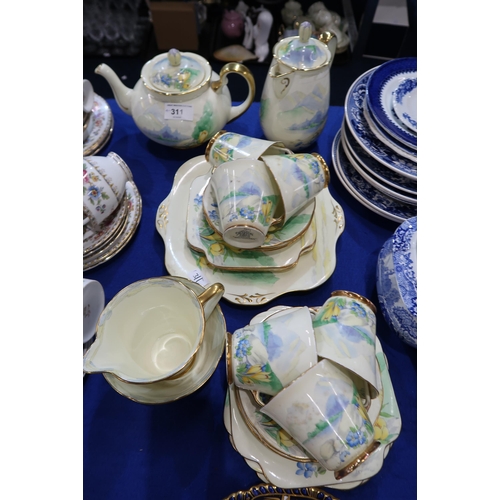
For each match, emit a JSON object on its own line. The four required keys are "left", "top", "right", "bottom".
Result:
{"left": 331, "top": 131, "right": 416, "bottom": 223}
{"left": 376, "top": 217, "right": 417, "bottom": 348}
{"left": 340, "top": 130, "right": 417, "bottom": 206}
{"left": 366, "top": 58, "right": 417, "bottom": 147}
{"left": 392, "top": 78, "right": 417, "bottom": 132}
{"left": 345, "top": 69, "right": 417, "bottom": 181}
{"left": 341, "top": 123, "right": 417, "bottom": 196}
{"left": 363, "top": 98, "right": 416, "bottom": 158}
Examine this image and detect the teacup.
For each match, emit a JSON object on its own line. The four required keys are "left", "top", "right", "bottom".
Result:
{"left": 211, "top": 158, "right": 281, "bottom": 249}
{"left": 83, "top": 152, "right": 133, "bottom": 230}
{"left": 83, "top": 276, "right": 225, "bottom": 383}
{"left": 228, "top": 306, "right": 317, "bottom": 395}
{"left": 83, "top": 278, "right": 105, "bottom": 343}
{"left": 205, "top": 130, "right": 293, "bottom": 168}
{"left": 262, "top": 153, "right": 330, "bottom": 224}
{"left": 312, "top": 291, "right": 381, "bottom": 400}
{"left": 261, "top": 358, "right": 379, "bottom": 479}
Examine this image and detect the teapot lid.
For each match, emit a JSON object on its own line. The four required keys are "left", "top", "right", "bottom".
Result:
{"left": 274, "top": 21, "right": 330, "bottom": 70}
{"left": 142, "top": 49, "right": 210, "bottom": 95}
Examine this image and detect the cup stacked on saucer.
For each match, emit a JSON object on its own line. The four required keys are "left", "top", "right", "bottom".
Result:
{"left": 224, "top": 293, "right": 402, "bottom": 489}
{"left": 186, "top": 131, "right": 330, "bottom": 273}
{"left": 332, "top": 58, "right": 417, "bottom": 223}
{"left": 83, "top": 152, "right": 142, "bottom": 271}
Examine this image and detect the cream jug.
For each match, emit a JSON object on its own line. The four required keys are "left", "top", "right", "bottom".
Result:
{"left": 259, "top": 22, "right": 336, "bottom": 150}
{"left": 95, "top": 49, "right": 255, "bottom": 149}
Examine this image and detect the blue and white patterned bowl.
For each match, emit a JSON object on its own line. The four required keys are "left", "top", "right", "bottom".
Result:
{"left": 376, "top": 217, "right": 417, "bottom": 348}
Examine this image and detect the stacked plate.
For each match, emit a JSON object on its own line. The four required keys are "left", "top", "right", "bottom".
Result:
{"left": 187, "top": 174, "right": 318, "bottom": 273}
{"left": 332, "top": 58, "right": 417, "bottom": 223}
{"left": 156, "top": 156, "right": 345, "bottom": 306}
{"left": 83, "top": 93, "right": 114, "bottom": 156}
{"left": 224, "top": 306, "right": 402, "bottom": 490}
{"left": 83, "top": 154, "right": 142, "bottom": 271}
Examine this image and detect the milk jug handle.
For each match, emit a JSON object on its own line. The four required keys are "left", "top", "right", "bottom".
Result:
{"left": 211, "top": 62, "right": 256, "bottom": 122}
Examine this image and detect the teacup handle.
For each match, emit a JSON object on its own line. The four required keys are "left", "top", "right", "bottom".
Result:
{"left": 197, "top": 282, "right": 225, "bottom": 319}
{"left": 211, "top": 62, "right": 256, "bottom": 122}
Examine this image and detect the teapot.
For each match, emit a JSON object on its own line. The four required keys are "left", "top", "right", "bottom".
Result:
{"left": 259, "top": 22, "right": 336, "bottom": 150}
{"left": 95, "top": 49, "right": 256, "bottom": 149}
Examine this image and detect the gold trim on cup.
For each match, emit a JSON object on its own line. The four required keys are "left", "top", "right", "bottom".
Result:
{"left": 311, "top": 152, "right": 331, "bottom": 187}
{"left": 226, "top": 332, "right": 233, "bottom": 386}
{"left": 330, "top": 290, "right": 377, "bottom": 314}
{"left": 334, "top": 440, "right": 381, "bottom": 480}
{"left": 204, "top": 129, "right": 227, "bottom": 163}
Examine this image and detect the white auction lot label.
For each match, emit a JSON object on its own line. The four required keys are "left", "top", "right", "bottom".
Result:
{"left": 164, "top": 104, "right": 194, "bottom": 121}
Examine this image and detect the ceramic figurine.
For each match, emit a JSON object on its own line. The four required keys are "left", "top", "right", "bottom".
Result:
{"left": 221, "top": 9, "right": 245, "bottom": 39}
{"left": 281, "top": 0, "right": 303, "bottom": 27}
{"left": 95, "top": 49, "right": 255, "bottom": 149}
{"left": 253, "top": 7, "right": 273, "bottom": 62}
{"left": 259, "top": 22, "right": 337, "bottom": 150}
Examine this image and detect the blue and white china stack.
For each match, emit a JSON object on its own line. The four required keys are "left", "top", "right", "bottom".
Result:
{"left": 332, "top": 58, "right": 417, "bottom": 223}
{"left": 376, "top": 216, "right": 417, "bottom": 348}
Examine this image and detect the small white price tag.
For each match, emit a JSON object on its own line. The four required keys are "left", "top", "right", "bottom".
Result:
{"left": 189, "top": 269, "right": 210, "bottom": 288}
{"left": 165, "top": 104, "right": 194, "bottom": 121}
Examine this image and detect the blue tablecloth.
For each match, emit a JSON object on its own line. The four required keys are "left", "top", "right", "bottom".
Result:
{"left": 83, "top": 100, "right": 417, "bottom": 500}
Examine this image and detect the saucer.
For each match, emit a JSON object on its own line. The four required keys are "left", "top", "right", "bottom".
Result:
{"left": 83, "top": 180, "right": 142, "bottom": 271}
{"left": 102, "top": 277, "right": 226, "bottom": 404}
{"left": 187, "top": 175, "right": 317, "bottom": 272}
{"left": 365, "top": 58, "right": 417, "bottom": 147}
{"left": 224, "top": 305, "right": 401, "bottom": 490}
{"left": 83, "top": 197, "right": 128, "bottom": 254}
{"left": 392, "top": 77, "right": 417, "bottom": 133}
{"left": 332, "top": 130, "right": 416, "bottom": 223}
{"left": 341, "top": 131, "right": 417, "bottom": 206}
{"left": 223, "top": 483, "right": 340, "bottom": 500}
{"left": 341, "top": 123, "right": 417, "bottom": 196}
{"left": 202, "top": 177, "right": 315, "bottom": 250}
{"left": 83, "top": 94, "right": 114, "bottom": 156}
{"left": 345, "top": 68, "right": 417, "bottom": 181}
{"left": 156, "top": 156, "right": 345, "bottom": 306}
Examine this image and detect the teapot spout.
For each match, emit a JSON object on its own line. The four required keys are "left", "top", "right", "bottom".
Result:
{"left": 95, "top": 63, "right": 134, "bottom": 115}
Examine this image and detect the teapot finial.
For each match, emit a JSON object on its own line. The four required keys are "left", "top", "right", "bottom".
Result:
{"left": 298, "top": 21, "right": 312, "bottom": 43}
{"left": 167, "top": 48, "right": 181, "bottom": 67}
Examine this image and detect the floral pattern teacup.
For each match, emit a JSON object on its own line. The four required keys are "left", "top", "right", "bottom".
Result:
{"left": 230, "top": 306, "right": 317, "bottom": 395}
{"left": 205, "top": 130, "right": 292, "bottom": 168}
{"left": 312, "top": 291, "right": 381, "bottom": 400}
{"left": 211, "top": 158, "right": 281, "bottom": 249}
{"left": 261, "top": 358, "right": 379, "bottom": 479}
{"left": 262, "top": 153, "right": 330, "bottom": 224}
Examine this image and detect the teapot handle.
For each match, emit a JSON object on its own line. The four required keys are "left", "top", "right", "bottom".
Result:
{"left": 211, "top": 62, "right": 256, "bottom": 122}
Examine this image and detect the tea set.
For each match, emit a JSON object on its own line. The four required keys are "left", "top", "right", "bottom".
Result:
{"left": 83, "top": 27, "right": 415, "bottom": 491}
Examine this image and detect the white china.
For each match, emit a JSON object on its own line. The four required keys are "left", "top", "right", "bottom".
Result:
{"left": 83, "top": 79, "right": 95, "bottom": 114}
{"left": 341, "top": 123, "right": 417, "bottom": 196}
{"left": 313, "top": 291, "right": 381, "bottom": 400}
{"left": 187, "top": 175, "right": 316, "bottom": 271}
{"left": 341, "top": 131, "right": 417, "bottom": 205}
{"left": 202, "top": 178, "right": 315, "bottom": 250}
{"left": 83, "top": 180, "right": 142, "bottom": 271}
{"left": 376, "top": 217, "right": 417, "bottom": 348}
{"left": 83, "top": 278, "right": 105, "bottom": 343}
{"left": 95, "top": 50, "right": 256, "bottom": 149}
{"left": 224, "top": 305, "right": 401, "bottom": 490}
{"left": 83, "top": 153, "right": 133, "bottom": 229}
{"left": 211, "top": 158, "right": 281, "bottom": 248}
{"left": 331, "top": 130, "right": 416, "bottom": 223}
{"left": 261, "top": 153, "right": 330, "bottom": 224}
{"left": 261, "top": 359, "right": 378, "bottom": 477}
{"left": 365, "top": 58, "right": 417, "bottom": 147}
{"left": 345, "top": 68, "right": 417, "bottom": 181}
{"left": 103, "top": 277, "right": 226, "bottom": 404}
{"left": 83, "top": 277, "right": 224, "bottom": 383}
{"left": 205, "top": 130, "right": 292, "bottom": 168}
{"left": 230, "top": 306, "right": 317, "bottom": 395}
{"left": 156, "top": 156, "right": 345, "bottom": 306}
{"left": 260, "top": 22, "right": 337, "bottom": 150}
{"left": 83, "top": 109, "right": 95, "bottom": 143}
{"left": 392, "top": 77, "right": 417, "bottom": 133}
{"left": 83, "top": 94, "right": 114, "bottom": 156}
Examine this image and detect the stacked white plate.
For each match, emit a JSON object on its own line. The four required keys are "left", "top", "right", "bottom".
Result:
{"left": 332, "top": 58, "right": 417, "bottom": 223}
